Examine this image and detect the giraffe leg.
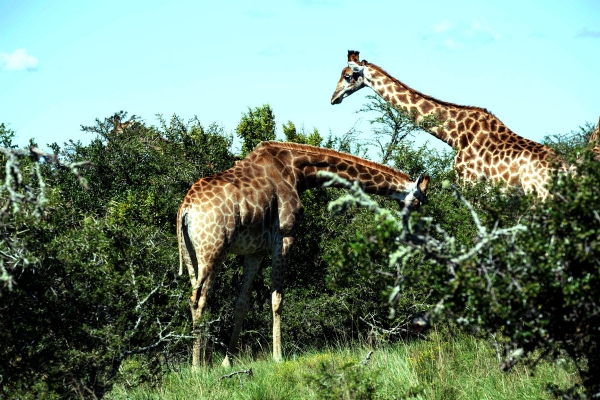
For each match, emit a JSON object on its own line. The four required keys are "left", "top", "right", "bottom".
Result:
{"left": 179, "top": 213, "right": 210, "bottom": 369}
{"left": 183, "top": 239, "right": 227, "bottom": 369}
{"left": 189, "top": 259, "right": 222, "bottom": 369}
{"left": 179, "top": 201, "right": 238, "bottom": 369}
{"left": 222, "top": 254, "right": 263, "bottom": 367}
{"left": 271, "top": 236, "right": 294, "bottom": 362}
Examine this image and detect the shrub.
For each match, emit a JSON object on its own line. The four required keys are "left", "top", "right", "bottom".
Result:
{"left": 323, "top": 146, "right": 600, "bottom": 397}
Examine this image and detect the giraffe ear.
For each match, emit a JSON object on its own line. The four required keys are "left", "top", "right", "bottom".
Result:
{"left": 416, "top": 174, "right": 430, "bottom": 205}
{"left": 348, "top": 61, "right": 364, "bottom": 74}
{"left": 417, "top": 174, "right": 430, "bottom": 194}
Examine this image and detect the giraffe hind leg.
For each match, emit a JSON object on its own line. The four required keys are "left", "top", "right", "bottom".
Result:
{"left": 180, "top": 209, "right": 224, "bottom": 368}
{"left": 222, "top": 254, "right": 263, "bottom": 367}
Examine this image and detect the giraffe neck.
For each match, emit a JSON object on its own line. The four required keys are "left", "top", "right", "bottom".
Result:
{"left": 254, "top": 142, "right": 414, "bottom": 195}
{"left": 363, "top": 62, "right": 504, "bottom": 150}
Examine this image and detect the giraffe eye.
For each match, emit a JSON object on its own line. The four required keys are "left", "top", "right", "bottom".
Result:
{"left": 344, "top": 74, "right": 352, "bottom": 81}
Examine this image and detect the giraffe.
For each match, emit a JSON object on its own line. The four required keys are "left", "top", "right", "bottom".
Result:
{"left": 111, "top": 113, "right": 136, "bottom": 135}
{"left": 106, "top": 114, "right": 136, "bottom": 149}
{"left": 108, "top": 113, "right": 174, "bottom": 153}
{"left": 331, "top": 50, "right": 567, "bottom": 198}
{"left": 588, "top": 117, "right": 600, "bottom": 158}
{"left": 177, "top": 141, "right": 429, "bottom": 368}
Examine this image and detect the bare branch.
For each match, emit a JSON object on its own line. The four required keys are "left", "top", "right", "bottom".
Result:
{"left": 220, "top": 368, "right": 253, "bottom": 380}
{"left": 1, "top": 146, "right": 91, "bottom": 288}
{"left": 360, "top": 350, "right": 374, "bottom": 366}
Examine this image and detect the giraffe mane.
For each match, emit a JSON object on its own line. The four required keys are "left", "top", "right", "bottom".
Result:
{"left": 255, "top": 141, "right": 411, "bottom": 181}
{"left": 364, "top": 63, "right": 561, "bottom": 154}
{"left": 364, "top": 62, "right": 495, "bottom": 116}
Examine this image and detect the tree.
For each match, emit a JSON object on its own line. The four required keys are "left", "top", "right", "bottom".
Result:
{"left": 0, "top": 114, "right": 236, "bottom": 398}
{"left": 236, "top": 104, "right": 276, "bottom": 157}
{"left": 542, "top": 120, "right": 597, "bottom": 161}
{"left": 358, "top": 94, "right": 441, "bottom": 165}
{"left": 325, "top": 145, "right": 600, "bottom": 398}
{"left": 282, "top": 120, "right": 324, "bottom": 146}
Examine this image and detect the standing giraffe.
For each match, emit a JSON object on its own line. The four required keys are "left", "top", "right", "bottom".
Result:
{"left": 177, "top": 141, "right": 429, "bottom": 368}
{"left": 111, "top": 113, "right": 136, "bottom": 135}
{"left": 331, "top": 50, "right": 567, "bottom": 198}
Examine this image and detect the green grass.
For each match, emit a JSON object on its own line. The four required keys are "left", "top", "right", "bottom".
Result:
{"left": 107, "top": 329, "right": 580, "bottom": 399}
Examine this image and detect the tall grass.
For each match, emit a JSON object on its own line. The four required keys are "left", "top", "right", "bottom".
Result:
{"left": 107, "top": 328, "right": 579, "bottom": 399}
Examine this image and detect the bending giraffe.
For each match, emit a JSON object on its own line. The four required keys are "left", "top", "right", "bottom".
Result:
{"left": 111, "top": 113, "right": 136, "bottom": 135}
{"left": 331, "top": 50, "right": 567, "bottom": 198}
{"left": 177, "top": 141, "right": 429, "bottom": 368}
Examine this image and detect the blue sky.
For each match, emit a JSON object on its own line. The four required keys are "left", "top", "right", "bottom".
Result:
{"left": 1, "top": 0, "right": 599, "bottom": 154}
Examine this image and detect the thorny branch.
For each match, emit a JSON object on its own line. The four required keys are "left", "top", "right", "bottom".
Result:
{"left": 220, "top": 368, "right": 253, "bottom": 380}
{"left": 322, "top": 172, "right": 525, "bottom": 279}
{"left": 1, "top": 146, "right": 92, "bottom": 289}
{"left": 320, "top": 172, "right": 528, "bottom": 366}
{"left": 0, "top": 146, "right": 91, "bottom": 218}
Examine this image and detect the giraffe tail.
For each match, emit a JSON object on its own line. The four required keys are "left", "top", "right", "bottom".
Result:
{"left": 177, "top": 206, "right": 187, "bottom": 276}
{"left": 178, "top": 207, "right": 200, "bottom": 280}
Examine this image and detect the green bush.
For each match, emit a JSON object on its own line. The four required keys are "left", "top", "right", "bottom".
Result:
{"left": 0, "top": 113, "right": 235, "bottom": 397}
{"left": 324, "top": 146, "right": 600, "bottom": 397}
{"left": 4, "top": 102, "right": 597, "bottom": 399}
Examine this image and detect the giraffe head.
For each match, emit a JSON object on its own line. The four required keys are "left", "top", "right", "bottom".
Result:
{"left": 331, "top": 50, "right": 370, "bottom": 105}
{"left": 393, "top": 174, "right": 430, "bottom": 210}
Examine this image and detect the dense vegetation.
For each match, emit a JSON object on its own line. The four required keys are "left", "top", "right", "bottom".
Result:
{"left": 0, "top": 104, "right": 598, "bottom": 398}
{"left": 107, "top": 329, "right": 579, "bottom": 400}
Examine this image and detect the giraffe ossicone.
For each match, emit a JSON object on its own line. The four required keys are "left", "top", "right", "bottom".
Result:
{"left": 177, "top": 141, "right": 429, "bottom": 368}
{"left": 332, "top": 50, "right": 569, "bottom": 198}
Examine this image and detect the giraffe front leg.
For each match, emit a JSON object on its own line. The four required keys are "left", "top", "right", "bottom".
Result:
{"left": 271, "top": 236, "right": 294, "bottom": 363}
{"left": 222, "top": 254, "right": 263, "bottom": 367}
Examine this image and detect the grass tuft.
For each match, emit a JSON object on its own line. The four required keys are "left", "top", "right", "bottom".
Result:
{"left": 107, "top": 328, "right": 580, "bottom": 399}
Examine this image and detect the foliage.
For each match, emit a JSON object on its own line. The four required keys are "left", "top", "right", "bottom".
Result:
{"left": 106, "top": 332, "right": 579, "bottom": 399}
{"left": 236, "top": 104, "right": 276, "bottom": 157}
{"left": 1, "top": 107, "right": 405, "bottom": 397}
{"left": 0, "top": 114, "right": 236, "bottom": 398}
{"left": 1, "top": 143, "right": 89, "bottom": 289}
{"left": 323, "top": 147, "right": 600, "bottom": 397}
{"left": 0, "top": 122, "right": 17, "bottom": 149}
{"left": 282, "top": 120, "right": 324, "bottom": 146}
{"left": 358, "top": 94, "right": 444, "bottom": 165}
{"left": 542, "top": 120, "right": 597, "bottom": 161}
{"left": 3, "top": 98, "right": 598, "bottom": 399}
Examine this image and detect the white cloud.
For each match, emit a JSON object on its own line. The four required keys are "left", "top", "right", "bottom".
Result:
{"left": 1, "top": 49, "right": 39, "bottom": 71}
{"left": 577, "top": 28, "right": 600, "bottom": 38}
{"left": 434, "top": 20, "right": 452, "bottom": 33}
{"left": 424, "top": 20, "right": 499, "bottom": 51}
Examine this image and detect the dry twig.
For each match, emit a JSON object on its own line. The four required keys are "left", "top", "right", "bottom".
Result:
{"left": 219, "top": 368, "right": 253, "bottom": 380}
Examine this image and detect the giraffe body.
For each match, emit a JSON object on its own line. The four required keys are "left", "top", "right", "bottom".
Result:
{"left": 331, "top": 50, "right": 567, "bottom": 198}
{"left": 177, "top": 141, "right": 429, "bottom": 368}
